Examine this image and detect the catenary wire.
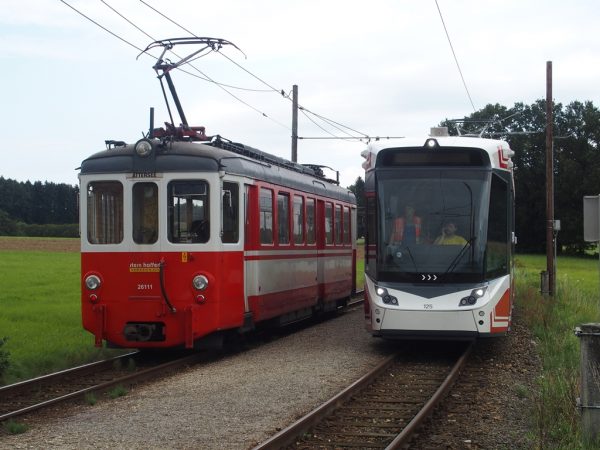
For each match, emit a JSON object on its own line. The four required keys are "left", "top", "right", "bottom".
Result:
{"left": 137, "top": 0, "right": 371, "bottom": 141}
{"left": 60, "top": 0, "right": 290, "bottom": 130}
{"left": 299, "top": 109, "right": 358, "bottom": 143}
{"left": 100, "top": 0, "right": 272, "bottom": 93}
{"left": 435, "top": 0, "right": 476, "bottom": 112}
{"left": 59, "top": 0, "right": 145, "bottom": 53}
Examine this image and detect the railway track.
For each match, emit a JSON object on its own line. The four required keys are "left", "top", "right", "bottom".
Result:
{"left": 0, "top": 351, "right": 203, "bottom": 423}
{"left": 254, "top": 341, "right": 473, "bottom": 450}
{"left": 0, "top": 292, "right": 364, "bottom": 424}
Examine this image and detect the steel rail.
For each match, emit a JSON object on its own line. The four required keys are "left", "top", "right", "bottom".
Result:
{"left": 0, "top": 353, "right": 201, "bottom": 422}
{"left": 254, "top": 341, "right": 473, "bottom": 450}
{"left": 386, "top": 341, "right": 474, "bottom": 449}
{"left": 253, "top": 353, "right": 398, "bottom": 450}
{"left": 0, "top": 352, "right": 138, "bottom": 396}
{"left": 1, "top": 290, "right": 364, "bottom": 423}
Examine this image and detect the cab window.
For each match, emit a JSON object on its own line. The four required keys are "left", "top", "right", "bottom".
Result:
{"left": 87, "top": 181, "right": 123, "bottom": 244}
{"left": 133, "top": 182, "right": 158, "bottom": 244}
{"left": 168, "top": 180, "right": 210, "bottom": 243}
{"left": 222, "top": 182, "right": 239, "bottom": 243}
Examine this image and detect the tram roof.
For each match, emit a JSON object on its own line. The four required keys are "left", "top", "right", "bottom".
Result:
{"left": 361, "top": 135, "right": 514, "bottom": 171}
{"left": 79, "top": 138, "right": 355, "bottom": 204}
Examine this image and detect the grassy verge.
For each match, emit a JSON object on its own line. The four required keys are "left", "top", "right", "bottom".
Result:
{"left": 515, "top": 254, "right": 600, "bottom": 449}
{"left": 0, "top": 251, "right": 122, "bottom": 384}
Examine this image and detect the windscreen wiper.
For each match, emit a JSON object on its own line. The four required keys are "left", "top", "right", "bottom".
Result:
{"left": 445, "top": 236, "right": 476, "bottom": 274}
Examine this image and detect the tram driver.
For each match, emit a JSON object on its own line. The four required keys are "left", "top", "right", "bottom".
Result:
{"left": 433, "top": 221, "right": 467, "bottom": 246}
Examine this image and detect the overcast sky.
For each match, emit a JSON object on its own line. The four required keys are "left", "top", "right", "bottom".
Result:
{"left": 2, "top": 0, "right": 599, "bottom": 188}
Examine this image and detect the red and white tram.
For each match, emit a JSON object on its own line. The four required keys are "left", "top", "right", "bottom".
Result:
{"left": 79, "top": 133, "right": 356, "bottom": 349}
{"left": 362, "top": 128, "right": 515, "bottom": 339}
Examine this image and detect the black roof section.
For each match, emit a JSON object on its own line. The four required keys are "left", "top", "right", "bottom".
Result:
{"left": 80, "top": 137, "right": 355, "bottom": 204}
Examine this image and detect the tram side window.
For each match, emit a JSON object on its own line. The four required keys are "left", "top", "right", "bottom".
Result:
{"left": 486, "top": 174, "right": 509, "bottom": 278}
{"left": 222, "top": 182, "right": 239, "bottom": 243}
{"left": 168, "top": 181, "right": 210, "bottom": 244}
{"left": 335, "top": 204, "right": 342, "bottom": 244}
{"left": 306, "top": 198, "right": 316, "bottom": 245}
{"left": 133, "top": 183, "right": 158, "bottom": 244}
{"left": 293, "top": 195, "right": 304, "bottom": 244}
{"left": 343, "top": 206, "right": 350, "bottom": 244}
{"left": 278, "top": 192, "right": 290, "bottom": 245}
{"left": 260, "top": 188, "right": 274, "bottom": 244}
{"left": 325, "top": 203, "right": 334, "bottom": 245}
{"left": 87, "top": 181, "right": 123, "bottom": 245}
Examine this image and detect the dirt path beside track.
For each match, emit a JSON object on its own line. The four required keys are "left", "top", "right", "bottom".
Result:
{"left": 0, "top": 237, "right": 80, "bottom": 252}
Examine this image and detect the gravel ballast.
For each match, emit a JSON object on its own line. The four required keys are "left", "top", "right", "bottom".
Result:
{"left": 0, "top": 305, "right": 541, "bottom": 449}
{"left": 0, "top": 308, "right": 390, "bottom": 449}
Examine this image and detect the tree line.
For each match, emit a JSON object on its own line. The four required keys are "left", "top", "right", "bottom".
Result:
{"left": 0, "top": 177, "right": 78, "bottom": 237}
{"left": 347, "top": 99, "right": 600, "bottom": 255}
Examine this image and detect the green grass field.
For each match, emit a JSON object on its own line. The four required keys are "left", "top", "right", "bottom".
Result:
{"left": 515, "top": 254, "right": 599, "bottom": 448}
{"left": 0, "top": 251, "right": 119, "bottom": 384}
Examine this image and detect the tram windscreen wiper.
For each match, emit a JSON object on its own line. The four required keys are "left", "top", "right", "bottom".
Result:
{"left": 404, "top": 245, "right": 419, "bottom": 273}
{"left": 445, "top": 236, "right": 476, "bottom": 274}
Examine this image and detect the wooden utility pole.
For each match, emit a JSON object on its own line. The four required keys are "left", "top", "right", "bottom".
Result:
{"left": 546, "top": 61, "right": 555, "bottom": 295}
{"left": 291, "top": 84, "right": 298, "bottom": 163}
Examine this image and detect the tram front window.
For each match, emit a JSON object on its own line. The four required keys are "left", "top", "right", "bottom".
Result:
{"left": 376, "top": 169, "right": 489, "bottom": 282}
{"left": 87, "top": 181, "right": 123, "bottom": 245}
{"left": 133, "top": 182, "right": 158, "bottom": 244}
{"left": 168, "top": 180, "right": 210, "bottom": 243}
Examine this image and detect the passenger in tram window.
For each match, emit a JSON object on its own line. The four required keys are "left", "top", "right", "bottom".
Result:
{"left": 433, "top": 221, "right": 467, "bottom": 246}
{"left": 390, "top": 205, "right": 421, "bottom": 245}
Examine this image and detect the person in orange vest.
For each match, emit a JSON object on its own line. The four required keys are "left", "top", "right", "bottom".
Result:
{"left": 390, "top": 205, "right": 421, "bottom": 245}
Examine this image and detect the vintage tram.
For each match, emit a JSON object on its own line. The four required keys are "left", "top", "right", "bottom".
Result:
{"left": 362, "top": 128, "right": 515, "bottom": 339}
{"left": 79, "top": 37, "right": 356, "bottom": 349}
{"left": 79, "top": 131, "right": 356, "bottom": 349}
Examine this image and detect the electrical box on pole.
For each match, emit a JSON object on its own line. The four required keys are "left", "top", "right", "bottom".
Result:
{"left": 584, "top": 195, "right": 600, "bottom": 242}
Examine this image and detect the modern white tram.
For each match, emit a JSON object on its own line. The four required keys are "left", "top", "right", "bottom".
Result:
{"left": 362, "top": 128, "right": 515, "bottom": 339}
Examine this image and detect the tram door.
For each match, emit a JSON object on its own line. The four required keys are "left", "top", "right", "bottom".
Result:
{"left": 316, "top": 199, "right": 326, "bottom": 300}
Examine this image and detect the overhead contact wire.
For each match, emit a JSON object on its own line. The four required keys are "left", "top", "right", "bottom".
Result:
{"left": 435, "top": 0, "right": 476, "bottom": 112}
{"left": 138, "top": 0, "right": 370, "bottom": 141}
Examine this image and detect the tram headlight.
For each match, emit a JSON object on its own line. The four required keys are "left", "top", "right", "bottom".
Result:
{"left": 192, "top": 275, "right": 209, "bottom": 291}
{"left": 134, "top": 139, "right": 153, "bottom": 157}
{"left": 375, "top": 286, "right": 398, "bottom": 305}
{"left": 458, "top": 286, "right": 487, "bottom": 307}
{"left": 424, "top": 138, "right": 439, "bottom": 148}
{"left": 85, "top": 275, "right": 101, "bottom": 290}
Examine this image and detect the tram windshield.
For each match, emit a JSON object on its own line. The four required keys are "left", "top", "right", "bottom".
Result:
{"left": 375, "top": 168, "right": 491, "bottom": 283}
{"left": 168, "top": 180, "right": 210, "bottom": 243}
